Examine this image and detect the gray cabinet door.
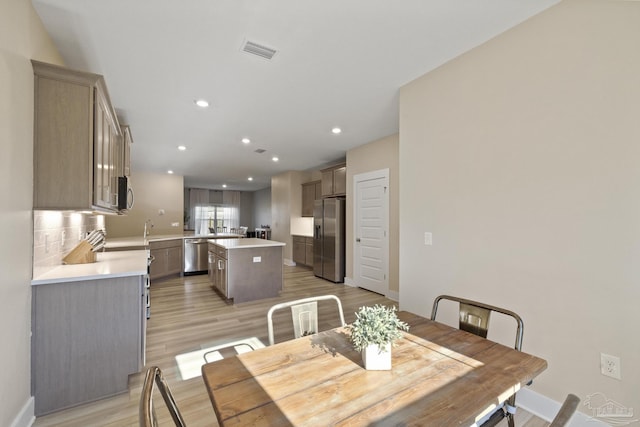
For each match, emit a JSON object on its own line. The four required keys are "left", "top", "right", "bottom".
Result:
{"left": 292, "top": 236, "right": 306, "bottom": 264}
{"left": 32, "top": 60, "right": 123, "bottom": 212}
{"left": 305, "top": 238, "right": 314, "bottom": 266}
{"left": 32, "top": 276, "right": 144, "bottom": 415}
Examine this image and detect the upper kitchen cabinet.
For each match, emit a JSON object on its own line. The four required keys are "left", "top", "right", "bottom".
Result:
{"left": 120, "top": 125, "right": 133, "bottom": 177}
{"left": 32, "top": 60, "right": 123, "bottom": 212}
{"left": 321, "top": 163, "right": 347, "bottom": 197}
{"left": 301, "top": 180, "right": 321, "bottom": 217}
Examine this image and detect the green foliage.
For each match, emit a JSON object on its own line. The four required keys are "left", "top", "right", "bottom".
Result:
{"left": 347, "top": 305, "right": 409, "bottom": 352}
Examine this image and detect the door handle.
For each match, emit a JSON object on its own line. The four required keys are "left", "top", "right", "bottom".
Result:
{"left": 356, "top": 238, "right": 361, "bottom": 242}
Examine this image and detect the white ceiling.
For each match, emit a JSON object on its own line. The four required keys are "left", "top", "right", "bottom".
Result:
{"left": 32, "top": 0, "right": 558, "bottom": 191}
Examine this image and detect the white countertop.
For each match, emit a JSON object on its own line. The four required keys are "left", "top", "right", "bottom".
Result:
{"left": 105, "top": 233, "right": 243, "bottom": 249}
{"left": 208, "top": 238, "right": 285, "bottom": 249}
{"left": 32, "top": 250, "right": 148, "bottom": 285}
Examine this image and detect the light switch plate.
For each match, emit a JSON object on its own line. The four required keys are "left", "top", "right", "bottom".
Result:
{"left": 253, "top": 256, "right": 261, "bottom": 263}
{"left": 424, "top": 232, "right": 433, "bottom": 246}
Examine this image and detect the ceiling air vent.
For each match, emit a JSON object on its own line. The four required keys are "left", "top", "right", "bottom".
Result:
{"left": 242, "top": 40, "right": 277, "bottom": 60}
{"left": 254, "top": 148, "right": 266, "bottom": 154}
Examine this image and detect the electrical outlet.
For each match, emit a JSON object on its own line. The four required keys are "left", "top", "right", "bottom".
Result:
{"left": 600, "top": 353, "right": 621, "bottom": 380}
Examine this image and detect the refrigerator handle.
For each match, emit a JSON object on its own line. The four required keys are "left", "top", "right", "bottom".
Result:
{"left": 315, "top": 225, "right": 321, "bottom": 239}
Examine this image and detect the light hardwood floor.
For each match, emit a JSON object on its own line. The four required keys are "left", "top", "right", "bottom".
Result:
{"left": 33, "top": 265, "right": 547, "bottom": 427}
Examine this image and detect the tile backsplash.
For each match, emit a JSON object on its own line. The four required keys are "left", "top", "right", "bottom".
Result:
{"left": 33, "top": 211, "right": 105, "bottom": 277}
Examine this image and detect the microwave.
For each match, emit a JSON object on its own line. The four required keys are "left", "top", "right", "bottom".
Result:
{"left": 117, "top": 176, "right": 134, "bottom": 211}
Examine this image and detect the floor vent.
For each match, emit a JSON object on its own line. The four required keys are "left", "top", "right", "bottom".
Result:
{"left": 242, "top": 40, "right": 277, "bottom": 60}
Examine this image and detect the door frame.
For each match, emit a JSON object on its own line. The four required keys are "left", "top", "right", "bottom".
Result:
{"left": 353, "top": 168, "right": 389, "bottom": 296}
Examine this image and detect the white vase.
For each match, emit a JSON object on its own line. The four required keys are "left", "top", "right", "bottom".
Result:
{"left": 362, "top": 343, "right": 392, "bottom": 370}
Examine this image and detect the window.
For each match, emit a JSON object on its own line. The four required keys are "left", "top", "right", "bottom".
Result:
{"left": 194, "top": 205, "right": 239, "bottom": 235}
{"left": 194, "top": 205, "right": 227, "bottom": 235}
{"left": 190, "top": 190, "right": 240, "bottom": 235}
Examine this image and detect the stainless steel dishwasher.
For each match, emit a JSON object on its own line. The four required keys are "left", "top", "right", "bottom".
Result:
{"left": 184, "top": 238, "right": 209, "bottom": 274}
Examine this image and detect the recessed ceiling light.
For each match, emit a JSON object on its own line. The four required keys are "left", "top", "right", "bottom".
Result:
{"left": 331, "top": 127, "right": 342, "bottom": 134}
{"left": 167, "top": 170, "right": 174, "bottom": 174}
{"left": 178, "top": 145, "right": 187, "bottom": 151}
{"left": 195, "top": 99, "right": 209, "bottom": 108}
{"left": 248, "top": 177, "right": 253, "bottom": 181}
{"left": 242, "top": 138, "right": 251, "bottom": 144}
{"left": 222, "top": 184, "right": 227, "bottom": 188}
{"left": 272, "top": 156, "right": 279, "bottom": 162}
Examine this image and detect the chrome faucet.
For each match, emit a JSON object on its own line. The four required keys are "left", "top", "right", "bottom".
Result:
{"left": 144, "top": 219, "right": 153, "bottom": 239}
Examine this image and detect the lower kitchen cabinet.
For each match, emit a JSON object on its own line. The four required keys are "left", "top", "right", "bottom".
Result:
{"left": 292, "top": 235, "right": 314, "bottom": 267}
{"left": 208, "top": 243, "right": 228, "bottom": 296}
{"left": 31, "top": 275, "right": 146, "bottom": 415}
{"left": 149, "top": 239, "right": 183, "bottom": 281}
{"left": 305, "top": 239, "right": 314, "bottom": 265}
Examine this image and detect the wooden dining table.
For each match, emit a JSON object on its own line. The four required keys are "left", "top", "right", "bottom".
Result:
{"left": 201, "top": 311, "right": 547, "bottom": 426}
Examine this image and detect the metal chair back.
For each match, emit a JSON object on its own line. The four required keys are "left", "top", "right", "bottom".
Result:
{"left": 431, "top": 295, "right": 523, "bottom": 350}
{"left": 431, "top": 295, "right": 524, "bottom": 427}
{"left": 549, "top": 394, "right": 580, "bottom": 427}
{"left": 139, "top": 366, "right": 186, "bottom": 427}
{"left": 267, "top": 295, "right": 346, "bottom": 346}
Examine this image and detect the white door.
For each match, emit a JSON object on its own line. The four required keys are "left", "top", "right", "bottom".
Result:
{"left": 354, "top": 170, "right": 389, "bottom": 295}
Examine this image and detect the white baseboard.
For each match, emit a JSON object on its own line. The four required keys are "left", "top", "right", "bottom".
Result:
{"left": 283, "top": 258, "right": 296, "bottom": 267}
{"left": 517, "top": 388, "right": 607, "bottom": 427}
{"left": 343, "top": 277, "right": 399, "bottom": 302}
{"left": 10, "top": 396, "right": 34, "bottom": 427}
{"left": 386, "top": 290, "right": 399, "bottom": 302}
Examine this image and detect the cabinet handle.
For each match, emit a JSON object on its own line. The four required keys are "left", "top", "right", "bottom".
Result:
{"left": 356, "top": 238, "right": 361, "bottom": 242}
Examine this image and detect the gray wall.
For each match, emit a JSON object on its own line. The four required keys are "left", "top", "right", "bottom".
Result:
{"left": 240, "top": 191, "right": 254, "bottom": 229}
{"left": 399, "top": 0, "right": 639, "bottom": 416}
{"left": 1, "top": 2, "right": 64, "bottom": 426}
{"left": 106, "top": 171, "right": 184, "bottom": 237}
{"left": 253, "top": 187, "right": 272, "bottom": 229}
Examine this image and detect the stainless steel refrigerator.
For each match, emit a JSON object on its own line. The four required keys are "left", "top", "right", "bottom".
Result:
{"left": 314, "top": 198, "right": 346, "bottom": 283}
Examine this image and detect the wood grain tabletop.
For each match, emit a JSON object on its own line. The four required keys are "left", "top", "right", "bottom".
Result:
{"left": 202, "top": 311, "right": 547, "bottom": 426}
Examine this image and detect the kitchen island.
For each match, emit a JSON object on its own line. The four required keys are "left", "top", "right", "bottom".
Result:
{"left": 208, "top": 238, "right": 285, "bottom": 303}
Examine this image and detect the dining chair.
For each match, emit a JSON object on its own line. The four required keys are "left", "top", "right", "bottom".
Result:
{"left": 431, "top": 295, "right": 524, "bottom": 427}
{"left": 139, "top": 366, "right": 187, "bottom": 427}
{"left": 267, "top": 295, "right": 346, "bottom": 346}
{"left": 549, "top": 394, "right": 580, "bottom": 427}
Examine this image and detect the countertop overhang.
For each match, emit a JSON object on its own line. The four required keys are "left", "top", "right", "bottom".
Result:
{"left": 32, "top": 250, "right": 148, "bottom": 285}
{"left": 208, "top": 238, "right": 285, "bottom": 249}
{"left": 105, "top": 233, "right": 243, "bottom": 249}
